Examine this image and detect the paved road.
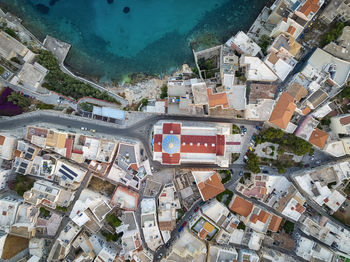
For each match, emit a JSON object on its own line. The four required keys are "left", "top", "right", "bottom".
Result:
{"left": 153, "top": 200, "right": 203, "bottom": 261}
{"left": 46, "top": 170, "right": 92, "bottom": 255}
{"left": 0, "top": 111, "right": 263, "bottom": 170}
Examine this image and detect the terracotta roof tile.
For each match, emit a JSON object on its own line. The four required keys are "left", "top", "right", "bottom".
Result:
{"left": 0, "top": 135, "right": 4, "bottom": 146}
{"left": 295, "top": 203, "right": 306, "bottom": 213}
{"left": 249, "top": 83, "right": 277, "bottom": 102}
{"left": 216, "top": 135, "right": 225, "bottom": 156}
{"left": 340, "top": 115, "right": 350, "bottom": 125}
{"left": 268, "top": 52, "right": 280, "bottom": 65}
{"left": 163, "top": 123, "right": 181, "bottom": 134}
{"left": 199, "top": 228, "right": 208, "bottom": 239}
{"left": 287, "top": 26, "right": 296, "bottom": 35}
{"left": 181, "top": 135, "right": 217, "bottom": 154}
{"left": 162, "top": 153, "right": 180, "bottom": 165}
{"left": 287, "top": 82, "right": 308, "bottom": 102}
{"left": 269, "top": 92, "right": 296, "bottom": 129}
{"left": 268, "top": 215, "right": 282, "bottom": 232}
{"left": 198, "top": 172, "right": 225, "bottom": 201}
{"left": 64, "top": 138, "right": 73, "bottom": 159}
{"left": 299, "top": 0, "right": 321, "bottom": 17}
{"left": 308, "top": 128, "right": 328, "bottom": 148}
{"left": 207, "top": 88, "right": 229, "bottom": 109}
{"left": 153, "top": 134, "right": 162, "bottom": 152}
{"left": 302, "top": 106, "right": 311, "bottom": 115}
{"left": 250, "top": 214, "right": 258, "bottom": 223}
{"left": 257, "top": 210, "right": 270, "bottom": 223}
{"left": 230, "top": 196, "right": 254, "bottom": 217}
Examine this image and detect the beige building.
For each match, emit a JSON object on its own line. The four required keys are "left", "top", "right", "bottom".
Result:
{"left": 10, "top": 62, "right": 48, "bottom": 92}
{"left": 320, "top": 0, "right": 350, "bottom": 24}
{"left": 0, "top": 30, "right": 33, "bottom": 61}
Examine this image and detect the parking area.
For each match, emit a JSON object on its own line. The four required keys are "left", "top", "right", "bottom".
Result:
{"left": 232, "top": 124, "right": 261, "bottom": 165}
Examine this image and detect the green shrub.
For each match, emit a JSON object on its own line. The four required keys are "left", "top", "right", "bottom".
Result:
{"left": 246, "top": 153, "right": 260, "bottom": 173}
{"left": 160, "top": 85, "right": 168, "bottom": 99}
{"left": 141, "top": 98, "right": 148, "bottom": 107}
{"left": 39, "top": 207, "right": 50, "bottom": 217}
{"left": 7, "top": 92, "right": 31, "bottom": 109}
{"left": 36, "top": 102, "right": 54, "bottom": 110}
{"left": 10, "top": 57, "right": 21, "bottom": 64}
{"left": 36, "top": 50, "right": 119, "bottom": 103}
{"left": 4, "top": 27, "right": 17, "bottom": 38}
{"left": 14, "top": 175, "right": 34, "bottom": 196}
{"left": 105, "top": 213, "right": 121, "bottom": 227}
{"left": 237, "top": 222, "right": 246, "bottom": 230}
{"left": 283, "top": 221, "right": 294, "bottom": 234}
{"left": 80, "top": 102, "right": 93, "bottom": 112}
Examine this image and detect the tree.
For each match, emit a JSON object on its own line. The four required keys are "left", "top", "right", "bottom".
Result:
{"left": 7, "top": 92, "right": 31, "bottom": 109}
{"left": 263, "top": 127, "right": 284, "bottom": 141}
{"left": 105, "top": 213, "right": 121, "bottom": 227}
{"left": 4, "top": 27, "right": 17, "bottom": 38}
{"left": 160, "top": 85, "right": 168, "bottom": 99}
{"left": 246, "top": 153, "right": 261, "bottom": 173}
{"left": 277, "top": 163, "right": 286, "bottom": 174}
{"left": 320, "top": 116, "right": 331, "bottom": 126}
{"left": 35, "top": 50, "right": 119, "bottom": 104}
{"left": 283, "top": 221, "right": 294, "bottom": 234}
{"left": 80, "top": 102, "right": 93, "bottom": 112}
{"left": 0, "top": 66, "right": 4, "bottom": 75}
{"left": 286, "top": 134, "right": 312, "bottom": 156}
{"left": 141, "top": 98, "right": 148, "bottom": 107}
{"left": 258, "top": 34, "right": 271, "bottom": 55}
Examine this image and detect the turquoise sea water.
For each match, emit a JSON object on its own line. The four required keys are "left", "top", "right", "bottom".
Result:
{"left": 0, "top": 0, "right": 267, "bottom": 81}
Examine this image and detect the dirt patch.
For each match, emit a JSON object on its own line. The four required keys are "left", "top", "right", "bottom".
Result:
{"left": 1, "top": 235, "right": 29, "bottom": 259}
{"left": 332, "top": 199, "right": 350, "bottom": 226}
{"left": 88, "top": 176, "right": 116, "bottom": 197}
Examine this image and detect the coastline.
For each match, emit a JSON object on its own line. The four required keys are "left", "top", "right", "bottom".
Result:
{"left": 0, "top": 1, "right": 268, "bottom": 105}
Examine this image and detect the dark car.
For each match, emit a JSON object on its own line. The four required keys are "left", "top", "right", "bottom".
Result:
{"left": 182, "top": 221, "right": 188, "bottom": 227}
{"left": 194, "top": 207, "right": 199, "bottom": 212}
{"left": 262, "top": 170, "right": 269, "bottom": 174}
{"left": 251, "top": 135, "right": 256, "bottom": 141}
{"left": 255, "top": 126, "right": 261, "bottom": 131}
{"left": 178, "top": 226, "right": 183, "bottom": 232}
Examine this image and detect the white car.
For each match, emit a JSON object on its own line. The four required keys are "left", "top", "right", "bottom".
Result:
{"left": 81, "top": 127, "right": 87, "bottom": 131}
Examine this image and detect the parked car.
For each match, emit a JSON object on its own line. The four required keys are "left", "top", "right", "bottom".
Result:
{"left": 315, "top": 160, "right": 321, "bottom": 165}
{"left": 262, "top": 170, "right": 269, "bottom": 174}
{"left": 248, "top": 146, "right": 253, "bottom": 151}
{"left": 304, "top": 164, "right": 310, "bottom": 168}
{"left": 182, "top": 221, "right": 188, "bottom": 227}
{"left": 81, "top": 127, "right": 88, "bottom": 131}
{"left": 90, "top": 129, "right": 96, "bottom": 133}
{"left": 251, "top": 135, "right": 256, "bottom": 141}
{"left": 194, "top": 207, "right": 199, "bottom": 212}
{"left": 245, "top": 152, "right": 249, "bottom": 156}
{"left": 178, "top": 226, "right": 183, "bottom": 232}
{"left": 239, "top": 171, "right": 244, "bottom": 176}
{"left": 255, "top": 126, "right": 261, "bottom": 131}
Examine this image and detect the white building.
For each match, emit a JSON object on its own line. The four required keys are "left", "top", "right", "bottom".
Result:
{"left": 0, "top": 134, "right": 17, "bottom": 160}
{"left": 240, "top": 56, "right": 279, "bottom": 82}
{"left": 140, "top": 198, "right": 163, "bottom": 251}
{"left": 225, "top": 31, "right": 261, "bottom": 56}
